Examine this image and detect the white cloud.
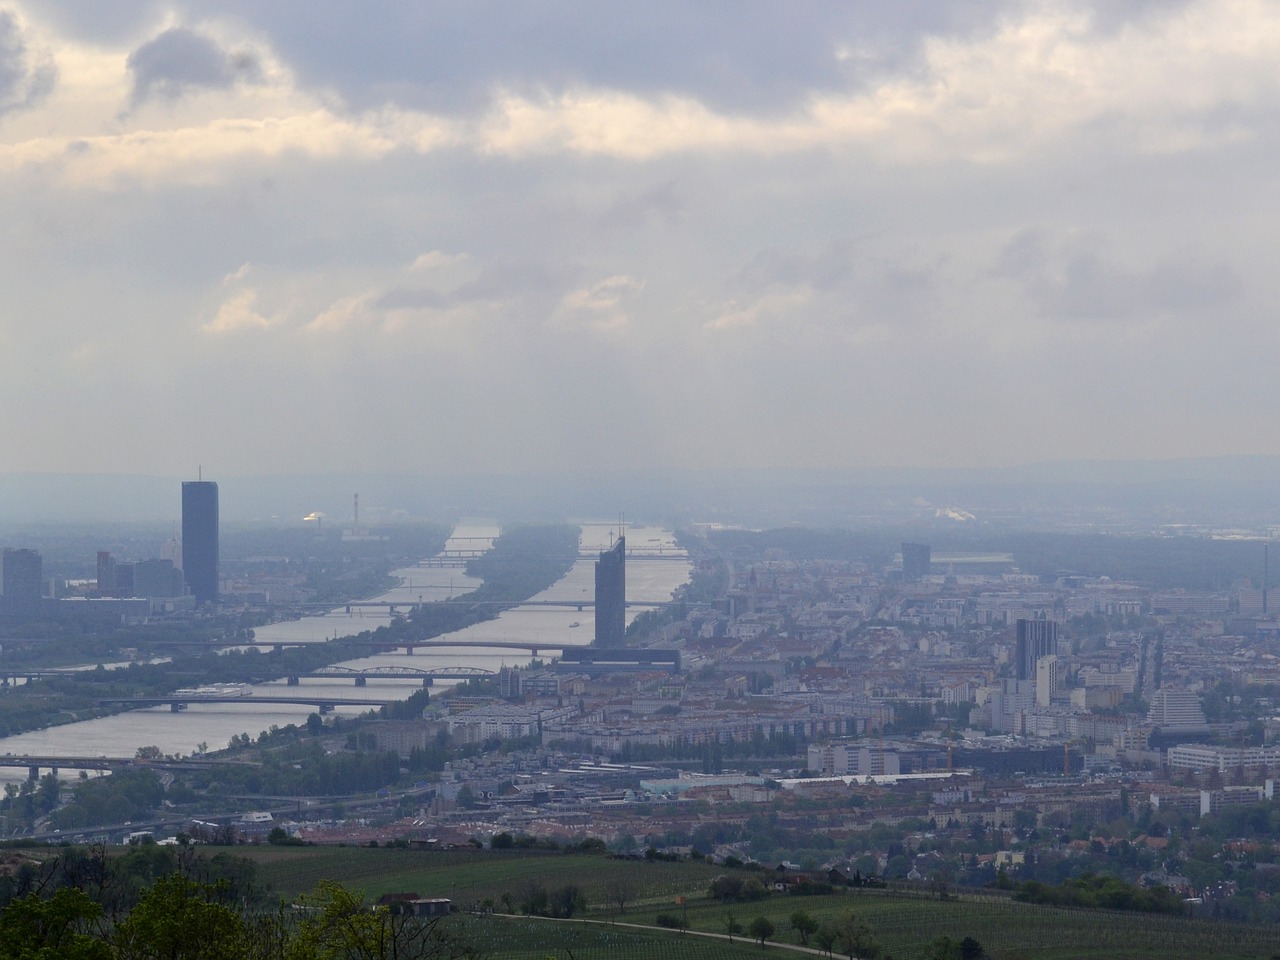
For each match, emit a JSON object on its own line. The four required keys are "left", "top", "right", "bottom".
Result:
{"left": 705, "top": 289, "right": 813, "bottom": 332}
{"left": 221, "top": 261, "right": 251, "bottom": 285}
{"left": 406, "top": 250, "right": 469, "bottom": 273}
{"left": 466, "top": 1, "right": 1280, "bottom": 163}
{"left": 203, "top": 288, "right": 275, "bottom": 334}
{"left": 2, "top": 1, "right": 1275, "bottom": 190}
{"left": 550, "top": 274, "right": 643, "bottom": 331}
{"left": 304, "top": 293, "right": 377, "bottom": 335}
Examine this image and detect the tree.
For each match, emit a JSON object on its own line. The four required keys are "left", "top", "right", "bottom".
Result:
{"left": 1012, "top": 808, "right": 1038, "bottom": 838}
{"left": 0, "top": 887, "right": 111, "bottom": 960}
{"left": 710, "top": 875, "right": 744, "bottom": 902}
{"left": 287, "top": 880, "right": 472, "bottom": 960}
{"left": 748, "top": 916, "right": 775, "bottom": 947}
{"left": 812, "top": 924, "right": 838, "bottom": 957}
{"left": 34, "top": 773, "right": 59, "bottom": 814}
{"left": 928, "top": 862, "right": 954, "bottom": 900}
{"left": 832, "top": 914, "right": 879, "bottom": 960}
{"left": 490, "top": 832, "right": 515, "bottom": 849}
{"left": 603, "top": 877, "right": 636, "bottom": 915}
{"left": 721, "top": 910, "right": 742, "bottom": 942}
{"left": 789, "top": 909, "right": 818, "bottom": 946}
{"left": 548, "top": 885, "right": 585, "bottom": 919}
{"left": 920, "top": 936, "right": 986, "bottom": 960}
{"left": 113, "top": 875, "right": 249, "bottom": 960}
{"left": 518, "top": 881, "right": 549, "bottom": 916}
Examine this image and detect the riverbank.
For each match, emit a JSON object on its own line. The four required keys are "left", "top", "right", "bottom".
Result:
{"left": 0, "top": 524, "right": 580, "bottom": 744}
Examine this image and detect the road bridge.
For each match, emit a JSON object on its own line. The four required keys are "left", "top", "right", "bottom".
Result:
{"left": 286, "top": 598, "right": 671, "bottom": 613}
{"left": 244, "top": 638, "right": 572, "bottom": 655}
{"left": 286, "top": 665, "right": 495, "bottom": 687}
{"left": 98, "top": 695, "right": 394, "bottom": 714}
{"left": 0, "top": 754, "right": 256, "bottom": 781}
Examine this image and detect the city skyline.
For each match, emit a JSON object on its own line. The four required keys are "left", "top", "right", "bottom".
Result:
{"left": 0, "top": 2, "right": 1277, "bottom": 477}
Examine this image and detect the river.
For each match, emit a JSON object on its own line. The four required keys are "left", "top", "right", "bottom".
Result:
{"left": 0, "top": 522, "right": 688, "bottom": 783}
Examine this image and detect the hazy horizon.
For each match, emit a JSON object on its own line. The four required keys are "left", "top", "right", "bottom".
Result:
{"left": 2, "top": 454, "right": 1280, "bottom": 527}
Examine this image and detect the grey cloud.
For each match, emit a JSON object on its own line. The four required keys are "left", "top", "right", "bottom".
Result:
{"left": 731, "top": 238, "right": 857, "bottom": 295}
{"left": 995, "top": 232, "right": 1241, "bottom": 322}
{"left": 1054, "top": 254, "right": 1240, "bottom": 321}
{"left": 21, "top": 1, "right": 162, "bottom": 44}
{"left": 733, "top": 248, "right": 811, "bottom": 292}
{"left": 377, "top": 259, "right": 583, "bottom": 312}
{"left": 993, "top": 228, "right": 1048, "bottom": 279}
{"left": 375, "top": 287, "right": 452, "bottom": 311}
{"left": 599, "top": 180, "right": 687, "bottom": 229}
{"left": 1143, "top": 261, "right": 1241, "bottom": 312}
{"left": 127, "top": 27, "right": 261, "bottom": 106}
{"left": 1080, "top": 0, "right": 1199, "bottom": 35}
{"left": 450, "top": 259, "right": 583, "bottom": 302}
{"left": 0, "top": 11, "right": 54, "bottom": 115}
{"left": 162, "top": 0, "right": 1018, "bottom": 114}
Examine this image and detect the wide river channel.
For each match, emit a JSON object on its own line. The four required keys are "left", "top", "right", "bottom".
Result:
{"left": 0, "top": 522, "right": 689, "bottom": 782}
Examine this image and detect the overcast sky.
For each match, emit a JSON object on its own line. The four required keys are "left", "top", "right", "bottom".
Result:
{"left": 0, "top": 1, "right": 1276, "bottom": 479}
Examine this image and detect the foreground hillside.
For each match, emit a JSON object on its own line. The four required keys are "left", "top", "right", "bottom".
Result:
{"left": 234, "top": 847, "right": 1280, "bottom": 959}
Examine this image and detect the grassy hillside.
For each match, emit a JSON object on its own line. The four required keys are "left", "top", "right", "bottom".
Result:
{"left": 450, "top": 916, "right": 764, "bottom": 960}
{"left": 233, "top": 847, "right": 1279, "bottom": 959}
{"left": 238, "top": 847, "right": 724, "bottom": 904}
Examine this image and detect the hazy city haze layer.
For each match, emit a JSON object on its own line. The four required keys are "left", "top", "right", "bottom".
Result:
{"left": 3, "top": 456, "right": 1280, "bottom": 526}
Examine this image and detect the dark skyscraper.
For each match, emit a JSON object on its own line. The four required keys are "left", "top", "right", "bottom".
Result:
{"left": 901, "top": 542, "right": 931, "bottom": 581}
{"left": 1015, "top": 618, "right": 1059, "bottom": 681}
{"left": 594, "top": 535, "right": 625, "bottom": 646}
{"left": 2, "top": 548, "right": 43, "bottom": 621}
{"left": 182, "top": 480, "right": 219, "bottom": 605}
{"left": 96, "top": 550, "right": 115, "bottom": 597}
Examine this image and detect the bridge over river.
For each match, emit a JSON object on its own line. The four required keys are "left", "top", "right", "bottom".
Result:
{"left": 284, "top": 598, "right": 671, "bottom": 614}
{"left": 0, "top": 753, "right": 257, "bottom": 781}
{"left": 98, "top": 694, "right": 395, "bottom": 714}
{"left": 287, "top": 665, "right": 495, "bottom": 686}
{"left": 244, "top": 638, "right": 575, "bottom": 655}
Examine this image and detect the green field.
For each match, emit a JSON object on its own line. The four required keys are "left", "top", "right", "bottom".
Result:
{"left": 625, "top": 889, "right": 1280, "bottom": 960}
{"left": 238, "top": 847, "right": 725, "bottom": 905}
{"left": 234, "top": 847, "right": 1280, "bottom": 959}
{"left": 449, "top": 916, "right": 765, "bottom": 960}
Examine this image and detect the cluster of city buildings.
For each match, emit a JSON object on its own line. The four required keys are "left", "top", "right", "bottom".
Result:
{"left": 330, "top": 537, "right": 1280, "bottom": 851}
{"left": 0, "top": 479, "right": 218, "bottom": 622}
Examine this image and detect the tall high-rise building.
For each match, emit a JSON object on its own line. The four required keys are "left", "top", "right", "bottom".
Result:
{"left": 1035, "top": 654, "right": 1059, "bottom": 708}
{"left": 96, "top": 551, "right": 116, "bottom": 597}
{"left": 1015, "top": 618, "right": 1058, "bottom": 681}
{"left": 2, "top": 548, "right": 44, "bottom": 621}
{"left": 901, "top": 542, "right": 931, "bottom": 582}
{"left": 134, "top": 559, "right": 185, "bottom": 599}
{"left": 594, "top": 536, "right": 625, "bottom": 646}
{"left": 114, "top": 563, "right": 136, "bottom": 597}
{"left": 182, "top": 480, "right": 219, "bottom": 605}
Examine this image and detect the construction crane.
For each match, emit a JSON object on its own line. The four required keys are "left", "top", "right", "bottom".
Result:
{"left": 1062, "top": 738, "right": 1084, "bottom": 777}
